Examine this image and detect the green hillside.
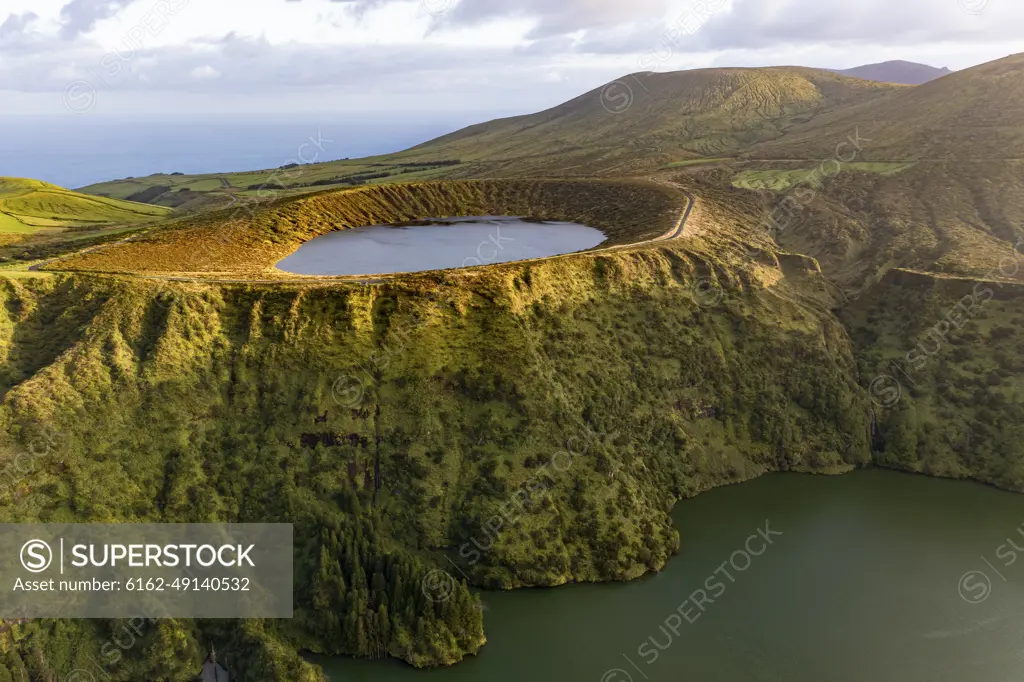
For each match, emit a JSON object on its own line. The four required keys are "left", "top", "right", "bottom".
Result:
{"left": 77, "top": 160, "right": 469, "bottom": 211}
{"left": 0, "top": 177, "right": 174, "bottom": 272}
{"left": 76, "top": 54, "right": 1024, "bottom": 211}
{"left": 751, "top": 53, "right": 1024, "bottom": 161}
{"left": 387, "top": 66, "right": 901, "bottom": 176}
{"left": 657, "top": 155, "right": 1024, "bottom": 299}
{"left": 736, "top": 160, "right": 1024, "bottom": 292}
{"left": 0, "top": 177, "right": 169, "bottom": 232}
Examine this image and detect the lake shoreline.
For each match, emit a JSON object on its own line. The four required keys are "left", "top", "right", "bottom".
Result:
{"left": 275, "top": 216, "right": 607, "bottom": 277}
{"left": 313, "top": 465, "right": 1024, "bottom": 680}
{"left": 312, "top": 460, "right": 1024, "bottom": 679}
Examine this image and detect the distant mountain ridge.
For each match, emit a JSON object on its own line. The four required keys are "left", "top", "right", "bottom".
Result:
{"left": 830, "top": 60, "right": 953, "bottom": 85}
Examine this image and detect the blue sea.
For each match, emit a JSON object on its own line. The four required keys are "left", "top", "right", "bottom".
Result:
{"left": 0, "top": 116, "right": 472, "bottom": 190}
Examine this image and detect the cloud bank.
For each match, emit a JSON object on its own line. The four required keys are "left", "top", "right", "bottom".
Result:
{"left": 0, "top": 0, "right": 1021, "bottom": 116}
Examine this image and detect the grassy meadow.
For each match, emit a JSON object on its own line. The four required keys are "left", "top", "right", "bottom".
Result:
{"left": 79, "top": 160, "right": 469, "bottom": 213}
{"left": 0, "top": 178, "right": 174, "bottom": 273}
{"left": 0, "top": 177, "right": 169, "bottom": 232}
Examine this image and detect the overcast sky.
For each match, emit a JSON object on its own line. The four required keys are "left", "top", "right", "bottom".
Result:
{"left": 1, "top": 0, "right": 1022, "bottom": 120}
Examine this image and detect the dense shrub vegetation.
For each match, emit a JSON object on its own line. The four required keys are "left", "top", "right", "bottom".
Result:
{"left": 0, "top": 237, "right": 871, "bottom": 678}
{"left": 845, "top": 269, "right": 1024, "bottom": 489}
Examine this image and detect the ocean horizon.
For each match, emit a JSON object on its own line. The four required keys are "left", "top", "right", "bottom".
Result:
{"left": 0, "top": 116, "right": 468, "bottom": 190}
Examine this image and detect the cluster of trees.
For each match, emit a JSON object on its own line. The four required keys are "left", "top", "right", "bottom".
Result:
{"left": 852, "top": 283, "right": 1024, "bottom": 489}
{"left": 0, "top": 619, "right": 202, "bottom": 682}
{"left": 295, "top": 493, "right": 484, "bottom": 666}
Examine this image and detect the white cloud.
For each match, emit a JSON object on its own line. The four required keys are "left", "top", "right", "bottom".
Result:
{"left": 0, "top": 0, "right": 1021, "bottom": 117}
{"left": 59, "top": 0, "right": 140, "bottom": 40}
{"left": 190, "top": 64, "right": 220, "bottom": 79}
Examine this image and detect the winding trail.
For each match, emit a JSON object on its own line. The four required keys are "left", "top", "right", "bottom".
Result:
{"left": 644, "top": 178, "right": 696, "bottom": 242}
{"left": 218, "top": 177, "right": 240, "bottom": 207}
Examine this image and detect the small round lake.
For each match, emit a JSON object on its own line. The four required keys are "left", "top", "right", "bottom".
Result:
{"left": 276, "top": 216, "right": 607, "bottom": 276}
{"left": 312, "top": 470, "right": 1024, "bottom": 682}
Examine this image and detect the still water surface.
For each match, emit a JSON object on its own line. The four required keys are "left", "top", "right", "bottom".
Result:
{"left": 276, "top": 217, "right": 606, "bottom": 276}
{"left": 315, "top": 470, "right": 1024, "bottom": 682}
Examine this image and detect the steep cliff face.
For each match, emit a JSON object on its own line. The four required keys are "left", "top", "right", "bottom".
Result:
{"left": 0, "top": 240, "right": 871, "bottom": 677}
{"left": 845, "top": 269, "right": 1024, "bottom": 489}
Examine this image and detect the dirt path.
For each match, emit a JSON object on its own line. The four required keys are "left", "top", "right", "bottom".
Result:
{"left": 218, "top": 177, "right": 240, "bottom": 207}
{"left": 644, "top": 178, "right": 696, "bottom": 241}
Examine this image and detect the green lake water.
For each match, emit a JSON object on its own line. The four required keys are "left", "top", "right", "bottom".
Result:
{"left": 313, "top": 469, "right": 1024, "bottom": 681}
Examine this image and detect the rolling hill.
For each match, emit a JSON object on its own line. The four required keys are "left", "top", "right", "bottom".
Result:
{"left": 692, "top": 159, "right": 1024, "bottom": 293}
{"left": 387, "top": 66, "right": 902, "bottom": 176}
{"left": 0, "top": 177, "right": 170, "bottom": 233}
{"left": 831, "top": 60, "right": 953, "bottom": 85}
{"left": 751, "top": 53, "right": 1024, "bottom": 161}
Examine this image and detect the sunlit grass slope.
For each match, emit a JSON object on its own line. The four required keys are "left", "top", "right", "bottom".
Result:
{"left": 384, "top": 66, "right": 901, "bottom": 176}
{"left": 751, "top": 53, "right": 1024, "bottom": 161}
{"left": 0, "top": 177, "right": 169, "bottom": 232}
{"left": 731, "top": 162, "right": 914, "bottom": 191}
{"left": 718, "top": 160, "right": 1024, "bottom": 294}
